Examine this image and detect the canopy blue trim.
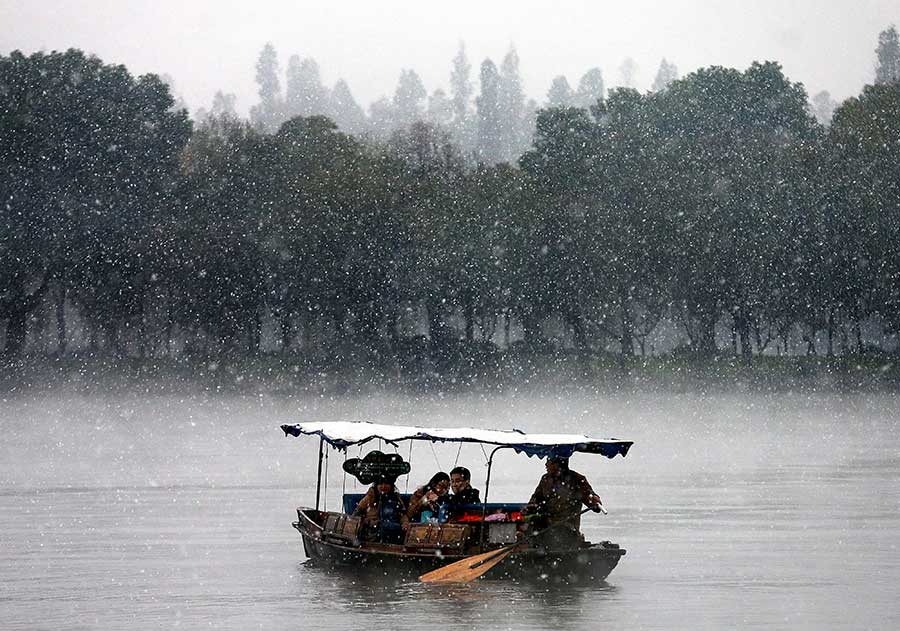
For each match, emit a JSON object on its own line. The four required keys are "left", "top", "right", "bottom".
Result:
{"left": 280, "top": 421, "right": 632, "bottom": 459}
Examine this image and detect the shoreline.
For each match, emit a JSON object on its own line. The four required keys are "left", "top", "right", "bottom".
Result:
{"left": 2, "top": 353, "right": 898, "bottom": 396}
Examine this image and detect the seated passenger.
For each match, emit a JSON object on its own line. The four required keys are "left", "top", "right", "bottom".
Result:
{"left": 445, "top": 466, "right": 481, "bottom": 514}
{"left": 407, "top": 471, "right": 451, "bottom": 522}
{"left": 352, "top": 476, "right": 410, "bottom": 544}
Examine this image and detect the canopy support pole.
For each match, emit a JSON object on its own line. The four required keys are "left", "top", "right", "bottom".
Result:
{"left": 478, "top": 445, "right": 510, "bottom": 552}
{"left": 315, "top": 436, "right": 324, "bottom": 511}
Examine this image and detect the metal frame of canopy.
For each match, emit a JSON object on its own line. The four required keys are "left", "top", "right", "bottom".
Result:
{"left": 280, "top": 421, "right": 633, "bottom": 551}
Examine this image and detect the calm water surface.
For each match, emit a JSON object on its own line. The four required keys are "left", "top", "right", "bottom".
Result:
{"left": 1, "top": 386, "right": 898, "bottom": 630}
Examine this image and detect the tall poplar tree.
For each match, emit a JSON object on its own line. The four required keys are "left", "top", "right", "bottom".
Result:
{"left": 393, "top": 69, "right": 427, "bottom": 129}
{"left": 546, "top": 75, "right": 574, "bottom": 107}
{"left": 427, "top": 88, "right": 454, "bottom": 129}
{"left": 810, "top": 90, "right": 837, "bottom": 125}
{"left": 574, "top": 67, "right": 605, "bottom": 109}
{"left": 651, "top": 58, "right": 679, "bottom": 92}
{"left": 449, "top": 42, "right": 475, "bottom": 152}
{"left": 450, "top": 43, "right": 473, "bottom": 128}
{"left": 251, "top": 43, "right": 283, "bottom": 132}
{"left": 476, "top": 59, "right": 503, "bottom": 164}
{"left": 875, "top": 25, "right": 900, "bottom": 84}
{"left": 329, "top": 79, "right": 367, "bottom": 135}
{"left": 619, "top": 57, "right": 638, "bottom": 88}
{"left": 285, "top": 55, "right": 328, "bottom": 118}
{"left": 499, "top": 46, "right": 526, "bottom": 161}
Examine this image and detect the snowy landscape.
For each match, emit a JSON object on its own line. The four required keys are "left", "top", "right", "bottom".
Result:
{"left": 2, "top": 2, "right": 899, "bottom": 630}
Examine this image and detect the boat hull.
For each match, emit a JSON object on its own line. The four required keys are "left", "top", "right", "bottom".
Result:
{"left": 293, "top": 509, "right": 625, "bottom": 584}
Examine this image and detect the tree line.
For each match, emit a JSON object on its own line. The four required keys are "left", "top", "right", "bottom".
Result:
{"left": 206, "top": 43, "right": 676, "bottom": 167}
{"left": 1, "top": 27, "right": 899, "bottom": 370}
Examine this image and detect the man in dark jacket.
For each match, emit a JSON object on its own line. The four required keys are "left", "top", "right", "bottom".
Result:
{"left": 446, "top": 466, "right": 481, "bottom": 509}
{"left": 522, "top": 456, "right": 603, "bottom": 548}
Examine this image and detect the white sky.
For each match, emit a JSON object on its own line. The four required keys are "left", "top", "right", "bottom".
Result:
{"left": 2, "top": 0, "right": 897, "bottom": 116}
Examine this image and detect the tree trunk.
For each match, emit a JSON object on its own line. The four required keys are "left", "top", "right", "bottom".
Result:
{"left": 734, "top": 307, "right": 752, "bottom": 362}
{"left": 105, "top": 321, "right": 120, "bottom": 357}
{"left": 803, "top": 325, "right": 815, "bottom": 356}
{"left": 521, "top": 310, "right": 543, "bottom": 350}
{"left": 138, "top": 291, "right": 147, "bottom": 360}
{"left": 427, "top": 298, "right": 447, "bottom": 355}
{"left": 569, "top": 312, "right": 587, "bottom": 354}
{"left": 826, "top": 308, "right": 835, "bottom": 357}
{"left": 248, "top": 310, "right": 261, "bottom": 355}
{"left": 3, "top": 310, "right": 28, "bottom": 358}
{"left": 618, "top": 289, "right": 634, "bottom": 358}
{"left": 855, "top": 318, "right": 863, "bottom": 354}
{"left": 503, "top": 309, "right": 511, "bottom": 349}
{"left": 89, "top": 320, "right": 99, "bottom": 352}
{"left": 464, "top": 298, "right": 475, "bottom": 343}
{"left": 55, "top": 285, "right": 67, "bottom": 356}
{"left": 164, "top": 298, "right": 174, "bottom": 357}
{"left": 695, "top": 310, "right": 718, "bottom": 357}
{"left": 280, "top": 311, "right": 292, "bottom": 354}
{"left": 301, "top": 311, "right": 312, "bottom": 352}
{"left": 2, "top": 277, "right": 49, "bottom": 358}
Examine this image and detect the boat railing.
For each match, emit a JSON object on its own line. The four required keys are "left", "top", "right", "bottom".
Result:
{"left": 341, "top": 493, "right": 525, "bottom": 523}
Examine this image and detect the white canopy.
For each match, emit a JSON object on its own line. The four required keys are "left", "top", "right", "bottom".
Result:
{"left": 281, "top": 421, "right": 632, "bottom": 459}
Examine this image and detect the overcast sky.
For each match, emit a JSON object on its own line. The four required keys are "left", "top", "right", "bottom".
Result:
{"left": 2, "top": 0, "right": 897, "bottom": 116}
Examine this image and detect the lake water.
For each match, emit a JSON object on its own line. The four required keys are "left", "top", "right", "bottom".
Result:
{"left": 2, "top": 385, "right": 898, "bottom": 630}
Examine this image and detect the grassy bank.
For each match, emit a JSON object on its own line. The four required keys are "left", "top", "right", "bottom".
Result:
{"left": 1, "top": 351, "right": 898, "bottom": 396}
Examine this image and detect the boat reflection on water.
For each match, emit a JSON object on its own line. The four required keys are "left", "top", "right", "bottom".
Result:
{"left": 295, "top": 559, "right": 619, "bottom": 629}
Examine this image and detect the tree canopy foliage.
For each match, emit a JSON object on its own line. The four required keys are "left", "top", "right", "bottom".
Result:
{"left": 2, "top": 45, "right": 899, "bottom": 372}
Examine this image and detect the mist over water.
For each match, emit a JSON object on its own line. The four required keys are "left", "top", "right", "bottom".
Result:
{"left": 2, "top": 386, "right": 898, "bottom": 630}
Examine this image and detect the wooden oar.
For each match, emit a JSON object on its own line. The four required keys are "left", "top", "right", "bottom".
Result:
{"left": 419, "top": 543, "right": 524, "bottom": 583}
{"left": 419, "top": 506, "right": 597, "bottom": 584}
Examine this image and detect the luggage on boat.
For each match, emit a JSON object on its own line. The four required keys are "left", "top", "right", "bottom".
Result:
{"left": 321, "top": 512, "right": 362, "bottom": 544}
{"left": 405, "top": 523, "right": 470, "bottom": 551}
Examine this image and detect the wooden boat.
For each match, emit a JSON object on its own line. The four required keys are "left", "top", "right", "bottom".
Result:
{"left": 281, "top": 421, "right": 633, "bottom": 584}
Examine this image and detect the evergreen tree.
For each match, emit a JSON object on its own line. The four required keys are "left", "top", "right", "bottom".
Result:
{"left": 160, "top": 73, "right": 189, "bottom": 112}
{"left": 810, "top": 90, "right": 837, "bottom": 125}
{"left": 619, "top": 57, "right": 638, "bottom": 88}
{"left": 498, "top": 46, "right": 526, "bottom": 161}
{"left": 546, "top": 75, "right": 574, "bottom": 107}
{"left": 368, "top": 97, "right": 397, "bottom": 140}
{"left": 194, "top": 91, "right": 237, "bottom": 123}
{"left": 427, "top": 88, "right": 454, "bottom": 129}
{"left": 393, "top": 69, "right": 427, "bottom": 129}
{"left": 651, "top": 58, "right": 679, "bottom": 92}
{"left": 285, "top": 55, "right": 328, "bottom": 118}
{"left": 250, "top": 43, "right": 282, "bottom": 132}
{"left": 574, "top": 67, "right": 605, "bottom": 109}
{"left": 875, "top": 25, "right": 900, "bottom": 84}
{"left": 450, "top": 42, "right": 473, "bottom": 128}
{"left": 521, "top": 98, "right": 539, "bottom": 149}
{"left": 329, "top": 79, "right": 367, "bottom": 136}
{"left": 476, "top": 59, "right": 503, "bottom": 164}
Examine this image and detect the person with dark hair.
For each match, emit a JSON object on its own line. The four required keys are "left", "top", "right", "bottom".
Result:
{"left": 446, "top": 466, "right": 481, "bottom": 509}
{"left": 522, "top": 456, "right": 603, "bottom": 549}
{"left": 406, "top": 471, "right": 451, "bottom": 522}
{"left": 352, "top": 476, "right": 410, "bottom": 543}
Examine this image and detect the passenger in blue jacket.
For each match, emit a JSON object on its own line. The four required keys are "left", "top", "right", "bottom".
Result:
{"left": 352, "top": 476, "right": 410, "bottom": 543}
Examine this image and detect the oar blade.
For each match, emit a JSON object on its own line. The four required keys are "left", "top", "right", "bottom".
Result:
{"left": 419, "top": 546, "right": 517, "bottom": 583}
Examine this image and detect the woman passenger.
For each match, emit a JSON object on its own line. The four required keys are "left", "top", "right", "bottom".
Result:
{"left": 352, "top": 476, "right": 410, "bottom": 543}
{"left": 406, "top": 471, "right": 450, "bottom": 522}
